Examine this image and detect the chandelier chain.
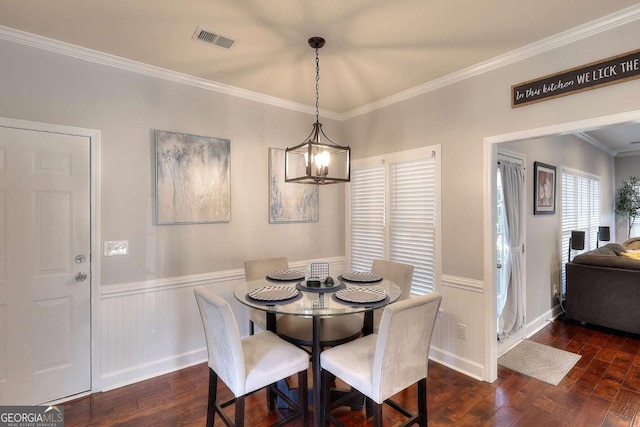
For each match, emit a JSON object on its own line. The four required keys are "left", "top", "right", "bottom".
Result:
{"left": 315, "top": 46, "right": 320, "bottom": 123}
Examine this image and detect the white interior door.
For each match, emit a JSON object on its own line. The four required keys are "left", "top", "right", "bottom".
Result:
{"left": 0, "top": 126, "right": 91, "bottom": 404}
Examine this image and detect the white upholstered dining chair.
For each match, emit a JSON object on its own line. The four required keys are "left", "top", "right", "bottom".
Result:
{"left": 371, "top": 259, "right": 414, "bottom": 332}
{"left": 244, "top": 257, "right": 289, "bottom": 334}
{"left": 194, "top": 286, "right": 309, "bottom": 427}
{"left": 320, "top": 292, "right": 442, "bottom": 427}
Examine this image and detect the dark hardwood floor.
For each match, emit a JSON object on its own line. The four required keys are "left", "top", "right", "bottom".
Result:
{"left": 63, "top": 318, "right": 640, "bottom": 426}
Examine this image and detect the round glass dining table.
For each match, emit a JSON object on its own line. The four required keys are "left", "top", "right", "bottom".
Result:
{"left": 234, "top": 277, "right": 401, "bottom": 426}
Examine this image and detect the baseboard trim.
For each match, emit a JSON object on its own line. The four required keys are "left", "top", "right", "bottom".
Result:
{"left": 101, "top": 348, "right": 207, "bottom": 392}
{"left": 525, "top": 304, "right": 563, "bottom": 339}
{"left": 429, "top": 346, "right": 484, "bottom": 381}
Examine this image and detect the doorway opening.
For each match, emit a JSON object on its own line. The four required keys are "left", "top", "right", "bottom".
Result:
{"left": 483, "top": 109, "right": 640, "bottom": 382}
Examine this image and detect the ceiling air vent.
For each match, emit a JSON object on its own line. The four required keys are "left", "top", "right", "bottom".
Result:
{"left": 192, "top": 26, "right": 237, "bottom": 50}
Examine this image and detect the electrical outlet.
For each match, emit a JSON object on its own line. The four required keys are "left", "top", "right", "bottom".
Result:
{"left": 457, "top": 323, "right": 467, "bottom": 340}
{"left": 553, "top": 285, "right": 559, "bottom": 297}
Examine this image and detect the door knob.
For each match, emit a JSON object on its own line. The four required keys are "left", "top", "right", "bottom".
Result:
{"left": 75, "top": 272, "right": 88, "bottom": 282}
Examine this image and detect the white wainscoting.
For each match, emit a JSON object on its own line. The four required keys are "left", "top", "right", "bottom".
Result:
{"left": 100, "top": 262, "right": 502, "bottom": 391}
{"left": 430, "top": 274, "right": 486, "bottom": 380}
{"left": 99, "top": 257, "right": 345, "bottom": 392}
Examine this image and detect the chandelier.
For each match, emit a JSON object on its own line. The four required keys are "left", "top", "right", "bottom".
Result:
{"left": 285, "top": 37, "right": 351, "bottom": 184}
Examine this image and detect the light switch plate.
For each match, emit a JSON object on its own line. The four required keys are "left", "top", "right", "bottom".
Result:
{"left": 104, "top": 240, "right": 128, "bottom": 256}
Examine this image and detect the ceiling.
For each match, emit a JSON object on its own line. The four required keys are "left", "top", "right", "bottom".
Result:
{"left": 0, "top": 0, "right": 639, "bottom": 154}
{"left": 579, "top": 123, "right": 640, "bottom": 157}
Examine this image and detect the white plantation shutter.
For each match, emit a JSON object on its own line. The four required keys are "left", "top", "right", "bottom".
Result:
{"left": 561, "top": 168, "right": 601, "bottom": 292}
{"left": 561, "top": 172, "right": 579, "bottom": 293}
{"left": 590, "top": 179, "right": 600, "bottom": 248}
{"left": 349, "top": 166, "right": 385, "bottom": 272}
{"left": 348, "top": 147, "right": 439, "bottom": 295}
{"left": 389, "top": 157, "right": 436, "bottom": 294}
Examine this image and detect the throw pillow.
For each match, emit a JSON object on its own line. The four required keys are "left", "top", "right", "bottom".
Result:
{"left": 622, "top": 237, "right": 640, "bottom": 250}
{"left": 620, "top": 251, "right": 640, "bottom": 260}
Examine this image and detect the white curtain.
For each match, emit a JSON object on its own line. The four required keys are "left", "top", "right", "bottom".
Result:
{"left": 498, "top": 161, "right": 525, "bottom": 341}
{"left": 496, "top": 169, "right": 509, "bottom": 328}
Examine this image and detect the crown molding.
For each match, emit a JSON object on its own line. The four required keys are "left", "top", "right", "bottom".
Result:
{"left": 616, "top": 149, "right": 640, "bottom": 157}
{"left": 573, "top": 131, "right": 617, "bottom": 156}
{"left": 0, "top": 25, "right": 341, "bottom": 122}
{"left": 574, "top": 129, "right": 640, "bottom": 158}
{"left": 1, "top": 3, "right": 640, "bottom": 122}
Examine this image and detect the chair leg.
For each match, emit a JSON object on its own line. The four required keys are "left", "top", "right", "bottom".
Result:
{"left": 365, "top": 394, "right": 372, "bottom": 418}
{"left": 298, "top": 370, "right": 309, "bottom": 426}
{"left": 249, "top": 320, "right": 255, "bottom": 335}
{"left": 207, "top": 368, "right": 217, "bottom": 427}
{"left": 234, "top": 395, "right": 245, "bottom": 427}
{"left": 322, "top": 369, "right": 332, "bottom": 427}
{"left": 371, "top": 399, "right": 383, "bottom": 427}
{"left": 268, "top": 385, "right": 276, "bottom": 412}
{"left": 417, "top": 378, "right": 427, "bottom": 427}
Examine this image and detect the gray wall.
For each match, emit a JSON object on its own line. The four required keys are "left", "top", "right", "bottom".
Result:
{"left": 0, "top": 38, "right": 345, "bottom": 286}
{"left": 342, "top": 19, "right": 640, "bottom": 281}
{"left": 615, "top": 155, "right": 640, "bottom": 242}
{"left": 500, "top": 135, "right": 615, "bottom": 321}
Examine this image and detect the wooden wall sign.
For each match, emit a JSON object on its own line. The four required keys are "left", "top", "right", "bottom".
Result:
{"left": 512, "top": 48, "right": 640, "bottom": 108}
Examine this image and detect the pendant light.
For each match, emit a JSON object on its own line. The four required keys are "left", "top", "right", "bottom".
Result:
{"left": 285, "top": 37, "right": 350, "bottom": 184}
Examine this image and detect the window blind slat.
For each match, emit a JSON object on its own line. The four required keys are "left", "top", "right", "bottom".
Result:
{"left": 349, "top": 153, "right": 437, "bottom": 295}
{"left": 390, "top": 157, "right": 436, "bottom": 294}
{"left": 561, "top": 170, "right": 601, "bottom": 292}
{"left": 349, "top": 166, "right": 385, "bottom": 272}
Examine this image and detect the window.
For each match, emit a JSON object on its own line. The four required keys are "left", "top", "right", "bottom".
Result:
{"left": 561, "top": 168, "right": 601, "bottom": 291}
{"left": 632, "top": 221, "right": 640, "bottom": 239}
{"left": 346, "top": 147, "right": 440, "bottom": 295}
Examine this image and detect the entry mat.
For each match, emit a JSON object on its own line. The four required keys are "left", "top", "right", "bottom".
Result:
{"left": 498, "top": 340, "right": 581, "bottom": 386}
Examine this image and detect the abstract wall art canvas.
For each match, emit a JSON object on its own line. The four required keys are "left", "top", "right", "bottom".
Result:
{"left": 269, "top": 147, "right": 319, "bottom": 223}
{"left": 155, "top": 130, "right": 230, "bottom": 224}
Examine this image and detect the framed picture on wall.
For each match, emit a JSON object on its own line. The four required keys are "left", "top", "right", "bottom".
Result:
{"left": 269, "top": 147, "right": 319, "bottom": 223}
{"left": 155, "top": 130, "right": 231, "bottom": 224}
{"left": 533, "top": 161, "right": 556, "bottom": 215}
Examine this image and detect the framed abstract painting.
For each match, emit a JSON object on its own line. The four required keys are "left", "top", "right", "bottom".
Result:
{"left": 155, "top": 130, "right": 231, "bottom": 224}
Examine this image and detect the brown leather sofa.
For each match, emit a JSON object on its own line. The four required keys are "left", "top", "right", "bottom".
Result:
{"left": 565, "top": 243, "right": 640, "bottom": 335}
